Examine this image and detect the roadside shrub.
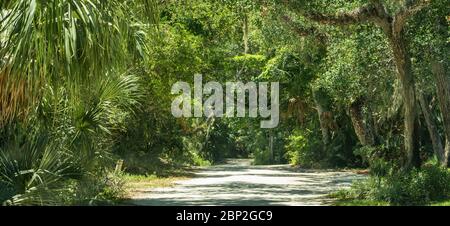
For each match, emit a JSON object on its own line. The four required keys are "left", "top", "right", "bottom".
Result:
{"left": 0, "top": 126, "right": 81, "bottom": 206}
{"left": 353, "top": 143, "right": 404, "bottom": 173}
{"left": 253, "top": 147, "right": 273, "bottom": 165}
{"left": 73, "top": 171, "right": 126, "bottom": 206}
{"left": 190, "top": 152, "right": 212, "bottom": 166}
{"left": 339, "top": 163, "right": 450, "bottom": 205}
{"left": 381, "top": 165, "right": 450, "bottom": 205}
{"left": 249, "top": 131, "right": 287, "bottom": 165}
{"left": 285, "top": 129, "right": 324, "bottom": 168}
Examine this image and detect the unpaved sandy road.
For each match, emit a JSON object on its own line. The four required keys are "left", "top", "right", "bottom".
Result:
{"left": 129, "top": 159, "right": 365, "bottom": 206}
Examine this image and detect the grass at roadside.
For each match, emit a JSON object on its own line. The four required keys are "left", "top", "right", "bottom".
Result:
{"left": 113, "top": 167, "right": 196, "bottom": 205}
{"left": 430, "top": 200, "right": 450, "bottom": 206}
{"left": 329, "top": 166, "right": 450, "bottom": 206}
{"left": 332, "top": 199, "right": 389, "bottom": 206}
{"left": 329, "top": 189, "right": 450, "bottom": 206}
{"left": 124, "top": 173, "right": 191, "bottom": 190}
{"left": 332, "top": 198, "right": 450, "bottom": 206}
{"left": 114, "top": 173, "right": 192, "bottom": 205}
{"left": 122, "top": 167, "right": 196, "bottom": 195}
{"left": 328, "top": 191, "right": 389, "bottom": 206}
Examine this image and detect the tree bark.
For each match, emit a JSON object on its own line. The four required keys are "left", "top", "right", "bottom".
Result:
{"left": 445, "top": 139, "right": 450, "bottom": 167}
{"left": 269, "top": 131, "right": 274, "bottom": 163}
{"left": 388, "top": 33, "right": 420, "bottom": 168}
{"left": 243, "top": 14, "right": 249, "bottom": 54}
{"left": 431, "top": 60, "right": 450, "bottom": 167}
{"left": 281, "top": 15, "right": 331, "bottom": 146}
{"left": 313, "top": 89, "right": 331, "bottom": 145}
{"left": 349, "top": 98, "right": 375, "bottom": 146}
{"left": 291, "top": 0, "right": 431, "bottom": 168}
{"left": 418, "top": 90, "right": 445, "bottom": 164}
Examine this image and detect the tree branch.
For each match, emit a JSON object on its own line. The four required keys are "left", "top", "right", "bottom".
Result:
{"left": 305, "top": 4, "right": 377, "bottom": 25}
{"left": 299, "top": 1, "right": 392, "bottom": 34}
{"left": 394, "top": 0, "right": 432, "bottom": 35}
{"left": 281, "top": 15, "right": 327, "bottom": 43}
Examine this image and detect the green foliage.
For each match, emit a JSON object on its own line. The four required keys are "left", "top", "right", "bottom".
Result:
{"left": 203, "top": 121, "right": 237, "bottom": 162}
{"left": 285, "top": 126, "right": 360, "bottom": 168}
{"left": 73, "top": 171, "right": 126, "bottom": 206}
{"left": 353, "top": 144, "right": 404, "bottom": 175}
{"left": 1, "top": 0, "right": 449, "bottom": 206}
{"left": 0, "top": 127, "right": 78, "bottom": 205}
{"left": 0, "top": 72, "right": 142, "bottom": 205}
{"left": 285, "top": 129, "right": 323, "bottom": 167}
{"left": 338, "top": 163, "right": 450, "bottom": 206}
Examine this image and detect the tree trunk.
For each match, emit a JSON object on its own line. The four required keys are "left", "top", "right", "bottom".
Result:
{"left": 418, "top": 90, "right": 445, "bottom": 164}
{"left": 288, "top": 0, "right": 429, "bottom": 168}
{"left": 269, "top": 131, "right": 274, "bottom": 163}
{"left": 431, "top": 60, "right": 450, "bottom": 167}
{"left": 389, "top": 33, "right": 420, "bottom": 168}
{"left": 242, "top": 14, "right": 249, "bottom": 54}
{"left": 349, "top": 98, "right": 375, "bottom": 146}
{"left": 445, "top": 139, "right": 450, "bottom": 167}
{"left": 313, "top": 89, "right": 331, "bottom": 145}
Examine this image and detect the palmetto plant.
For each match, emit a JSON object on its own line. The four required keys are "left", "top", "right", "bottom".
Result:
{"left": 0, "top": 0, "right": 157, "bottom": 124}
{"left": 0, "top": 58, "right": 144, "bottom": 206}
{"left": 0, "top": 126, "right": 80, "bottom": 205}
{"left": 0, "top": 0, "right": 156, "bottom": 205}
{"left": 67, "top": 74, "right": 143, "bottom": 166}
{"left": 0, "top": 71, "right": 143, "bottom": 205}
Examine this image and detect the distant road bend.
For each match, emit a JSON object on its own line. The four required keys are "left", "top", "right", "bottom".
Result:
{"left": 130, "top": 159, "right": 365, "bottom": 206}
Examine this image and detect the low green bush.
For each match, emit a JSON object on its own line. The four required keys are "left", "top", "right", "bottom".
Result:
{"left": 253, "top": 147, "right": 273, "bottom": 165}
{"left": 285, "top": 129, "right": 324, "bottom": 168}
{"left": 336, "top": 163, "right": 450, "bottom": 206}
{"left": 381, "top": 165, "right": 450, "bottom": 205}
{"left": 72, "top": 171, "right": 126, "bottom": 206}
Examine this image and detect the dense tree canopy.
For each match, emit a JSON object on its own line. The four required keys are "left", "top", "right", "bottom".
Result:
{"left": 0, "top": 0, "right": 448, "bottom": 205}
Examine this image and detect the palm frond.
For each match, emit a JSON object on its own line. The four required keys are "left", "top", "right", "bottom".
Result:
{"left": 0, "top": 0, "right": 157, "bottom": 125}
{"left": 0, "top": 128, "right": 80, "bottom": 205}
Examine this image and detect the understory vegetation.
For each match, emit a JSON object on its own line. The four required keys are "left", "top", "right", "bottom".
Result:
{"left": 332, "top": 163, "right": 450, "bottom": 205}
{"left": 1, "top": 0, "right": 449, "bottom": 206}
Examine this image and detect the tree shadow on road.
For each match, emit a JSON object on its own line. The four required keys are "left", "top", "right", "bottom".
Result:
{"left": 128, "top": 166, "right": 365, "bottom": 206}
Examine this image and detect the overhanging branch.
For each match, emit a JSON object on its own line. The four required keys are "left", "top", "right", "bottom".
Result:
{"left": 394, "top": 0, "right": 432, "bottom": 34}
{"left": 304, "top": 4, "right": 378, "bottom": 25}
{"left": 281, "top": 15, "right": 327, "bottom": 42}
{"left": 299, "top": 1, "right": 392, "bottom": 34}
